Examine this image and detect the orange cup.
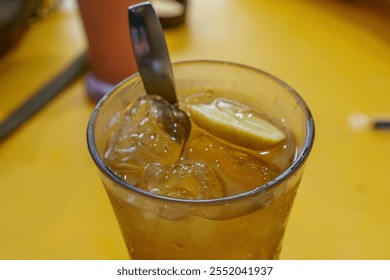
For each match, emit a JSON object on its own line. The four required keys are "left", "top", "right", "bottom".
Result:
{"left": 77, "top": 0, "right": 141, "bottom": 100}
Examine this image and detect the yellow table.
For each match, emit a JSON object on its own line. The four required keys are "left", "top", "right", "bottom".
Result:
{"left": 1, "top": 0, "right": 389, "bottom": 259}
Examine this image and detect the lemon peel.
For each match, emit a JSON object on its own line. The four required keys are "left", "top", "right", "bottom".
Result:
{"left": 189, "top": 103, "right": 285, "bottom": 150}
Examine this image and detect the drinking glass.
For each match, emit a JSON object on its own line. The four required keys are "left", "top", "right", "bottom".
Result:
{"left": 87, "top": 60, "right": 315, "bottom": 259}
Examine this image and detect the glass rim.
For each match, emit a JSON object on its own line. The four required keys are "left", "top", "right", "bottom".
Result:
{"left": 87, "top": 59, "right": 315, "bottom": 204}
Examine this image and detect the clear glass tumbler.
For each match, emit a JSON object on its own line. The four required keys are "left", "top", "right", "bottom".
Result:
{"left": 87, "top": 60, "right": 315, "bottom": 259}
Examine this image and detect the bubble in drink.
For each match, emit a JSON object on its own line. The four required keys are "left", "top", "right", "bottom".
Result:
{"left": 104, "top": 95, "right": 190, "bottom": 185}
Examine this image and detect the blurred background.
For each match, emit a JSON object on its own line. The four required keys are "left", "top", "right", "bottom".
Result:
{"left": 0, "top": 0, "right": 389, "bottom": 259}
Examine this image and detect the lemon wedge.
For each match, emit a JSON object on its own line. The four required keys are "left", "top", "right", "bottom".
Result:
{"left": 188, "top": 103, "right": 286, "bottom": 150}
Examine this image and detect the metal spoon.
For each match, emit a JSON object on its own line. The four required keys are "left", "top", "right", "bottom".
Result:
{"left": 128, "top": 2, "right": 177, "bottom": 104}
{"left": 128, "top": 2, "right": 191, "bottom": 142}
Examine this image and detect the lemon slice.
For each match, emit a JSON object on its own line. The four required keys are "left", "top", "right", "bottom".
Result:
{"left": 188, "top": 103, "right": 286, "bottom": 150}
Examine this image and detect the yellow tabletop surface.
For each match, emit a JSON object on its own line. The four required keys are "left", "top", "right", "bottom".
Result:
{"left": 1, "top": 0, "right": 389, "bottom": 260}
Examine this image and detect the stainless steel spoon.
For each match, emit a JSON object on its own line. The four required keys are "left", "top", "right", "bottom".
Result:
{"left": 128, "top": 2, "right": 177, "bottom": 104}
{"left": 128, "top": 2, "right": 191, "bottom": 142}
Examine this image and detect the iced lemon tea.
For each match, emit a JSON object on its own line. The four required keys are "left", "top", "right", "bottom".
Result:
{"left": 87, "top": 61, "right": 314, "bottom": 259}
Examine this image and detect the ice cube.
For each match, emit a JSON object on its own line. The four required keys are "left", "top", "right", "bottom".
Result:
{"left": 104, "top": 95, "right": 190, "bottom": 184}
{"left": 183, "top": 130, "right": 281, "bottom": 194}
{"left": 139, "top": 162, "right": 225, "bottom": 199}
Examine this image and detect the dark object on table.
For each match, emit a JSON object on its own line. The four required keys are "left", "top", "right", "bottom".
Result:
{"left": 154, "top": 0, "right": 188, "bottom": 28}
{"left": 0, "top": 0, "right": 43, "bottom": 58}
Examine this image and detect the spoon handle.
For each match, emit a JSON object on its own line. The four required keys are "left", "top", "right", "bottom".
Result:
{"left": 128, "top": 2, "right": 178, "bottom": 104}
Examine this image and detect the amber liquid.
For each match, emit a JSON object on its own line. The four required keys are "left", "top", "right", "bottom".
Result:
{"left": 103, "top": 93, "right": 298, "bottom": 259}
{"left": 108, "top": 181, "right": 299, "bottom": 259}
